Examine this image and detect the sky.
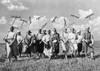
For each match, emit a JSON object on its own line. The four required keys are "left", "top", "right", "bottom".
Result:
{"left": 0, "top": 0, "right": 100, "bottom": 43}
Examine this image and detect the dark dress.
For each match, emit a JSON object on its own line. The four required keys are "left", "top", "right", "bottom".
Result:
{"left": 25, "top": 34, "right": 32, "bottom": 55}
{"left": 36, "top": 33, "right": 44, "bottom": 53}
{"left": 36, "top": 40, "right": 44, "bottom": 53}
{"left": 51, "top": 33, "right": 60, "bottom": 56}
{"left": 18, "top": 41, "right": 23, "bottom": 55}
{"left": 30, "top": 36, "right": 37, "bottom": 53}
{"left": 78, "top": 43, "right": 82, "bottom": 53}
{"left": 10, "top": 38, "right": 18, "bottom": 59}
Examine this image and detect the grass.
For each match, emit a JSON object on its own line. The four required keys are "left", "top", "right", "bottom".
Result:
{"left": 0, "top": 41, "right": 100, "bottom": 71}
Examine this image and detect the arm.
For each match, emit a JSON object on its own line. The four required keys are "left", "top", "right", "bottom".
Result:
{"left": 91, "top": 35, "right": 94, "bottom": 46}
{"left": 42, "top": 36, "right": 47, "bottom": 44}
{"left": 9, "top": 33, "right": 16, "bottom": 46}
{"left": 3, "top": 32, "right": 9, "bottom": 43}
{"left": 58, "top": 33, "right": 60, "bottom": 41}
{"left": 29, "top": 36, "right": 33, "bottom": 46}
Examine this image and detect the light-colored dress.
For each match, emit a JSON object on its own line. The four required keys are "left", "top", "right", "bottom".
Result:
{"left": 60, "top": 32, "right": 69, "bottom": 51}
{"left": 68, "top": 32, "right": 77, "bottom": 54}
{"left": 77, "top": 35, "right": 83, "bottom": 43}
{"left": 37, "top": 33, "right": 43, "bottom": 40}
{"left": 6, "top": 32, "right": 15, "bottom": 58}
{"left": 17, "top": 35, "right": 23, "bottom": 54}
{"left": 42, "top": 34, "right": 52, "bottom": 57}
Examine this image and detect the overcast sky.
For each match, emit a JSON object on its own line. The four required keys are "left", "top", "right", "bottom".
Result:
{"left": 0, "top": 0, "right": 100, "bottom": 43}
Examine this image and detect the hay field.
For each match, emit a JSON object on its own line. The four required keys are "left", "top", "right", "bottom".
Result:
{"left": 0, "top": 41, "right": 100, "bottom": 71}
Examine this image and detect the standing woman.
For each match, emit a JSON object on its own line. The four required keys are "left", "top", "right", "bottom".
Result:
{"left": 51, "top": 28, "right": 60, "bottom": 58}
{"left": 17, "top": 31, "right": 23, "bottom": 57}
{"left": 4, "top": 26, "right": 18, "bottom": 63}
{"left": 68, "top": 28, "right": 77, "bottom": 57}
{"left": 77, "top": 31, "right": 83, "bottom": 56}
{"left": 25, "top": 30, "right": 32, "bottom": 57}
{"left": 36, "top": 29, "right": 43, "bottom": 57}
{"left": 42, "top": 30, "right": 52, "bottom": 59}
{"left": 60, "top": 28, "right": 69, "bottom": 59}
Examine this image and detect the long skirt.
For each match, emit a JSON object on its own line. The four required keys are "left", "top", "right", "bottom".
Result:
{"left": 52, "top": 42, "right": 59, "bottom": 55}
{"left": 61, "top": 41, "right": 66, "bottom": 51}
{"left": 68, "top": 43, "right": 74, "bottom": 55}
{"left": 36, "top": 40, "right": 44, "bottom": 53}
{"left": 10, "top": 39, "right": 18, "bottom": 58}
{"left": 43, "top": 43, "right": 52, "bottom": 57}
{"left": 61, "top": 41, "right": 69, "bottom": 53}
{"left": 18, "top": 42, "right": 23, "bottom": 55}
{"left": 6, "top": 43, "right": 11, "bottom": 59}
{"left": 77, "top": 43, "right": 82, "bottom": 53}
{"left": 25, "top": 45, "right": 32, "bottom": 54}
{"left": 31, "top": 43, "right": 37, "bottom": 53}
{"left": 73, "top": 43, "right": 78, "bottom": 51}
{"left": 22, "top": 44, "right": 27, "bottom": 53}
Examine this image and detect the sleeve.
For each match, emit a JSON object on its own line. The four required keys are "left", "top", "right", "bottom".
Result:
{"left": 42, "top": 36, "right": 47, "bottom": 44}
{"left": 58, "top": 33, "right": 60, "bottom": 41}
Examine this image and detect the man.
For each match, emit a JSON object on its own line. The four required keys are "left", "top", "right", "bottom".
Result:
{"left": 17, "top": 31, "right": 23, "bottom": 57}
{"left": 4, "top": 26, "right": 18, "bottom": 63}
{"left": 83, "top": 27, "right": 94, "bottom": 59}
{"left": 25, "top": 30, "right": 32, "bottom": 57}
{"left": 42, "top": 30, "right": 52, "bottom": 59}
{"left": 51, "top": 28, "right": 60, "bottom": 58}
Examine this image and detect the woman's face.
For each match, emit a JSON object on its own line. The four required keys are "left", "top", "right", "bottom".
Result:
{"left": 53, "top": 28, "right": 56, "bottom": 33}
{"left": 10, "top": 27, "right": 14, "bottom": 32}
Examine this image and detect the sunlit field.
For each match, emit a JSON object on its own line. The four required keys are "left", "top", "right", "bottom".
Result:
{"left": 0, "top": 41, "right": 100, "bottom": 71}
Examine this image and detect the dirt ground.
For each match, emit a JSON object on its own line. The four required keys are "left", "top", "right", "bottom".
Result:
{"left": 0, "top": 41, "right": 100, "bottom": 71}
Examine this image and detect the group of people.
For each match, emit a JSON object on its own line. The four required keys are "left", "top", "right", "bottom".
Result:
{"left": 4, "top": 25, "right": 95, "bottom": 63}
{"left": 60, "top": 27, "right": 94, "bottom": 59}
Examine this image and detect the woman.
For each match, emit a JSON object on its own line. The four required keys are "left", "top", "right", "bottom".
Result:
{"left": 60, "top": 28, "right": 69, "bottom": 59}
{"left": 68, "top": 28, "right": 77, "bottom": 57}
{"left": 51, "top": 28, "right": 60, "bottom": 58}
{"left": 42, "top": 30, "right": 52, "bottom": 59}
{"left": 17, "top": 31, "right": 23, "bottom": 57}
{"left": 24, "top": 30, "right": 32, "bottom": 57}
{"left": 4, "top": 26, "right": 18, "bottom": 62}
{"left": 77, "top": 31, "right": 83, "bottom": 56}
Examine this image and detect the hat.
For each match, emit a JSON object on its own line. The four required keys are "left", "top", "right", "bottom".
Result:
{"left": 10, "top": 26, "right": 14, "bottom": 31}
